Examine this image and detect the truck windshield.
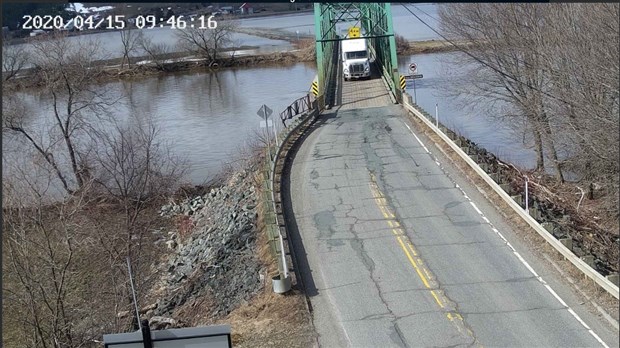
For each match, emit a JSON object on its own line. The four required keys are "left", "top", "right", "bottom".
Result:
{"left": 346, "top": 51, "right": 367, "bottom": 59}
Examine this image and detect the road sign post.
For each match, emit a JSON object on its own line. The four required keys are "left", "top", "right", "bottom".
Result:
{"left": 525, "top": 177, "right": 529, "bottom": 214}
{"left": 272, "top": 114, "right": 279, "bottom": 147}
{"left": 403, "top": 72, "right": 423, "bottom": 104}
{"left": 257, "top": 104, "right": 274, "bottom": 160}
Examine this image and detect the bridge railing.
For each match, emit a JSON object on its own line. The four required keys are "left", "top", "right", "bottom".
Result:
{"left": 262, "top": 93, "right": 320, "bottom": 293}
{"left": 400, "top": 92, "right": 619, "bottom": 300}
{"left": 279, "top": 94, "right": 312, "bottom": 125}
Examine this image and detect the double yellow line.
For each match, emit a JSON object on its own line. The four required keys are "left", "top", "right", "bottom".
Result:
{"left": 368, "top": 172, "right": 475, "bottom": 338}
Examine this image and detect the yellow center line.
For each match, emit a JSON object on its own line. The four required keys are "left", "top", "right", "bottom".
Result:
{"left": 367, "top": 174, "right": 473, "bottom": 320}
{"left": 369, "top": 178, "right": 444, "bottom": 308}
{"left": 395, "top": 235, "right": 434, "bottom": 291}
{"left": 367, "top": 173, "right": 480, "bottom": 346}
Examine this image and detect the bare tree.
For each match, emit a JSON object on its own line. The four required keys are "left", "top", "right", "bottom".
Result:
{"left": 92, "top": 119, "right": 186, "bottom": 247}
{"left": 438, "top": 4, "right": 564, "bottom": 181}
{"left": 438, "top": 3, "right": 619, "bottom": 215}
{"left": 89, "top": 118, "right": 188, "bottom": 316}
{"left": 539, "top": 4, "right": 619, "bottom": 212}
{"left": 2, "top": 38, "right": 29, "bottom": 81}
{"left": 394, "top": 34, "right": 410, "bottom": 55}
{"left": 2, "top": 117, "right": 188, "bottom": 347}
{"left": 2, "top": 171, "right": 96, "bottom": 347}
{"left": 119, "top": 26, "right": 143, "bottom": 69}
{"left": 138, "top": 35, "right": 172, "bottom": 71}
{"left": 2, "top": 32, "right": 118, "bottom": 195}
{"left": 176, "top": 19, "right": 238, "bottom": 65}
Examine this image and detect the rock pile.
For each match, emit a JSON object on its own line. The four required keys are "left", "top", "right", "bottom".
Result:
{"left": 160, "top": 196, "right": 207, "bottom": 217}
{"left": 153, "top": 169, "right": 264, "bottom": 319}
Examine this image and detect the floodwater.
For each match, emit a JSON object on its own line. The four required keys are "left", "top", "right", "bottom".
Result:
{"left": 9, "top": 28, "right": 292, "bottom": 64}
{"left": 4, "top": 3, "right": 539, "bottom": 190}
{"left": 398, "top": 52, "right": 536, "bottom": 168}
{"left": 3, "top": 63, "right": 317, "bottom": 185}
{"left": 238, "top": 3, "right": 441, "bottom": 41}
{"left": 112, "top": 64, "right": 317, "bottom": 182}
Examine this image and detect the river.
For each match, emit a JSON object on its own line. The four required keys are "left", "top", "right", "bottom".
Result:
{"left": 238, "top": 3, "right": 441, "bottom": 41}
{"left": 8, "top": 3, "right": 439, "bottom": 62}
{"left": 3, "top": 3, "right": 538, "bottom": 189}
{"left": 8, "top": 28, "right": 293, "bottom": 65}
{"left": 3, "top": 63, "right": 317, "bottom": 186}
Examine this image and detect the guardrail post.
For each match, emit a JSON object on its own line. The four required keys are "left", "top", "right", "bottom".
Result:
{"left": 400, "top": 91, "right": 619, "bottom": 299}
{"left": 524, "top": 177, "right": 529, "bottom": 214}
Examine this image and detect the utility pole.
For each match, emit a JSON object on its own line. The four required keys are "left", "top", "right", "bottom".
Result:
{"left": 126, "top": 256, "right": 142, "bottom": 331}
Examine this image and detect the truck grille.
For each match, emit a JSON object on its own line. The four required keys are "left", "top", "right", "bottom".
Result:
{"left": 350, "top": 63, "right": 364, "bottom": 73}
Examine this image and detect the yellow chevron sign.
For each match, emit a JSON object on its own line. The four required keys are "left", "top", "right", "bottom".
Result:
{"left": 311, "top": 77, "right": 319, "bottom": 96}
{"left": 399, "top": 75, "right": 406, "bottom": 90}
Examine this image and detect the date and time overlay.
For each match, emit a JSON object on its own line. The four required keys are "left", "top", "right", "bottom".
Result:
{"left": 21, "top": 14, "right": 219, "bottom": 31}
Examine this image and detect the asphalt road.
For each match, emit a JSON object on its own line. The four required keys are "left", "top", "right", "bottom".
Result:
{"left": 285, "top": 104, "right": 618, "bottom": 347}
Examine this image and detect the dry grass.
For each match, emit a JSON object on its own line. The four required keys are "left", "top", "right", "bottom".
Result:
{"left": 294, "top": 38, "right": 317, "bottom": 62}
{"left": 223, "top": 286, "right": 316, "bottom": 347}
{"left": 219, "top": 170, "right": 317, "bottom": 348}
{"left": 400, "top": 39, "right": 477, "bottom": 55}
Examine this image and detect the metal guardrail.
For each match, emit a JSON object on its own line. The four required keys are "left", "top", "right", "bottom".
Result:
{"left": 263, "top": 94, "right": 320, "bottom": 293}
{"left": 403, "top": 93, "right": 618, "bottom": 298}
{"left": 400, "top": 92, "right": 619, "bottom": 299}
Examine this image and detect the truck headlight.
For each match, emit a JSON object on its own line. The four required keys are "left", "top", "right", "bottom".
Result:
{"left": 344, "top": 68, "right": 349, "bottom": 74}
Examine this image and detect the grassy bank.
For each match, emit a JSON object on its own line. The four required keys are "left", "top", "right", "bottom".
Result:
{"left": 401, "top": 39, "right": 474, "bottom": 55}
{"left": 4, "top": 36, "right": 469, "bottom": 93}
{"left": 3, "top": 42, "right": 316, "bottom": 92}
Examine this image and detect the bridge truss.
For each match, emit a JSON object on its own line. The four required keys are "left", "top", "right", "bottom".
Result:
{"left": 314, "top": 3, "right": 400, "bottom": 107}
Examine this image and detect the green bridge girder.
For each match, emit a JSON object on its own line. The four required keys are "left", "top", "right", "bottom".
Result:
{"left": 314, "top": 3, "right": 400, "bottom": 107}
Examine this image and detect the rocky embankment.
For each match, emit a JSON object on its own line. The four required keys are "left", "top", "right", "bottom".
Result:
{"left": 151, "top": 168, "right": 264, "bottom": 319}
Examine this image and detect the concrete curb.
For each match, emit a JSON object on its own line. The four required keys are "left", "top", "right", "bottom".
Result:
{"left": 401, "top": 93, "right": 619, "bottom": 300}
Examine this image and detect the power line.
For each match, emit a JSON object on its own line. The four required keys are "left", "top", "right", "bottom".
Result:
{"left": 400, "top": 4, "right": 575, "bottom": 107}
{"left": 410, "top": 4, "right": 440, "bottom": 23}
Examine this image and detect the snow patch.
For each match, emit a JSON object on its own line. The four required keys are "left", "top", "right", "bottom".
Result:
{"left": 66, "top": 3, "right": 115, "bottom": 14}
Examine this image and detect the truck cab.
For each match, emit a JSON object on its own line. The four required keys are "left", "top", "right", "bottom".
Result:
{"left": 341, "top": 38, "right": 371, "bottom": 81}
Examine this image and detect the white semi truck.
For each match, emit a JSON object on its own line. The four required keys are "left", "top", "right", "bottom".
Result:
{"left": 341, "top": 38, "right": 370, "bottom": 81}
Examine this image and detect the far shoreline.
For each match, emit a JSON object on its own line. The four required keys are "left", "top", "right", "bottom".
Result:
{"left": 3, "top": 37, "right": 463, "bottom": 92}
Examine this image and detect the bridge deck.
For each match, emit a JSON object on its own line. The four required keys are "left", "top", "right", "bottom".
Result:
{"left": 334, "top": 65, "right": 393, "bottom": 110}
{"left": 283, "top": 75, "right": 617, "bottom": 346}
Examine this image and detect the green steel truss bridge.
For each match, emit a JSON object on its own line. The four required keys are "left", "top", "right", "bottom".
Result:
{"left": 313, "top": 3, "right": 400, "bottom": 108}
{"left": 274, "top": 3, "right": 620, "bottom": 347}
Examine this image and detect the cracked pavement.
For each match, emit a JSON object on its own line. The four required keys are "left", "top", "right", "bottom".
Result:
{"left": 285, "top": 104, "right": 616, "bottom": 347}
